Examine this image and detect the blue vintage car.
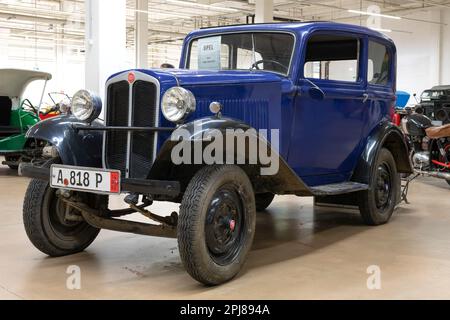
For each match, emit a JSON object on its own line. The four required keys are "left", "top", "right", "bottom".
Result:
{"left": 20, "top": 22, "right": 412, "bottom": 285}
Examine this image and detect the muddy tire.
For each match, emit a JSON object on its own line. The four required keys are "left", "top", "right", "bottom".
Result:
{"left": 178, "top": 165, "right": 256, "bottom": 285}
{"left": 23, "top": 179, "right": 102, "bottom": 257}
{"left": 358, "top": 148, "right": 400, "bottom": 226}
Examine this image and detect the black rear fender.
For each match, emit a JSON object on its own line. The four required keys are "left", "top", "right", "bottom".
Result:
{"left": 352, "top": 121, "right": 412, "bottom": 184}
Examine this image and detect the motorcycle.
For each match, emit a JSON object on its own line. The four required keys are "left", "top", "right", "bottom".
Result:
{"left": 402, "top": 112, "right": 450, "bottom": 186}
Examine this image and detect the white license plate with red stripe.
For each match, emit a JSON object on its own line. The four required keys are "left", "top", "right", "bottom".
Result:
{"left": 50, "top": 165, "right": 121, "bottom": 194}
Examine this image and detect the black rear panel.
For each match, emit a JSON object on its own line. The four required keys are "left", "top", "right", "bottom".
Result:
{"left": 129, "top": 81, "right": 158, "bottom": 178}
{"left": 105, "top": 81, "right": 129, "bottom": 175}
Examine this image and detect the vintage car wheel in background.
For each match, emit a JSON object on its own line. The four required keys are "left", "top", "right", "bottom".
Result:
{"left": 177, "top": 165, "right": 256, "bottom": 285}
{"left": 358, "top": 148, "right": 400, "bottom": 226}
{"left": 255, "top": 193, "right": 275, "bottom": 211}
{"left": 4, "top": 155, "right": 19, "bottom": 170}
{"left": 23, "top": 178, "right": 104, "bottom": 257}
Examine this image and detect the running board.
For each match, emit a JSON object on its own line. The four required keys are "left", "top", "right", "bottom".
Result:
{"left": 310, "top": 182, "right": 368, "bottom": 196}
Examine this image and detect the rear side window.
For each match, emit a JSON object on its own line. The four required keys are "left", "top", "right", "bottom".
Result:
{"left": 368, "top": 41, "right": 391, "bottom": 86}
{"left": 304, "top": 34, "right": 360, "bottom": 82}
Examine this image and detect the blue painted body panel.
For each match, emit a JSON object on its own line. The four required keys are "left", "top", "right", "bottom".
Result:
{"left": 108, "top": 22, "right": 397, "bottom": 187}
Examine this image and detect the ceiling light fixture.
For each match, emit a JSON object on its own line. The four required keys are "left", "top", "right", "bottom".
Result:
{"left": 165, "top": 0, "right": 239, "bottom": 13}
{"left": 348, "top": 9, "right": 401, "bottom": 20}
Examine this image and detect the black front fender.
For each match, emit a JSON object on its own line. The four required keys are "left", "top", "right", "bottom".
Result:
{"left": 150, "top": 116, "right": 312, "bottom": 196}
{"left": 26, "top": 116, "right": 103, "bottom": 167}
{"left": 352, "top": 121, "right": 412, "bottom": 184}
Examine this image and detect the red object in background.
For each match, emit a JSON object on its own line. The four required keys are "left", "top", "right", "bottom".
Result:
{"left": 392, "top": 113, "right": 401, "bottom": 126}
{"left": 432, "top": 160, "right": 450, "bottom": 169}
{"left": 128, "top": 72, "right": 135, "bottom": 84}
{"left": 39, "top": 112, "right": 59, "bottom": 120}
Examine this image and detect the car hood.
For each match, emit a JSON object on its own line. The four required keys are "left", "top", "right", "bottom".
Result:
{"left": 109, "top": 68, "right": 285, "bottom": 87}
{"left": 168, "top": 69, "right": 285, "bottom": 86}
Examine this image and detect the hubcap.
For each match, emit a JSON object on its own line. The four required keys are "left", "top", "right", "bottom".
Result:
{"left": 375, "top": 163, "right": 392, "bottom": 211}
{"left": 205, "top": 185, "right": 244, "bottom": 265}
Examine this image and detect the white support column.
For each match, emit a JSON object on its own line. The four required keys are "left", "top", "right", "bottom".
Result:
{"left": 85, "top": 0, "right": 127, "bottom": 100}
{"left": 440, "top": 8, "right": 450, "bottom": 84}
{"left": 255, "top": 0, "right": 273, "bottom": 23}
{"left": 135, "top": 0, "right": 148, "bottom": 69}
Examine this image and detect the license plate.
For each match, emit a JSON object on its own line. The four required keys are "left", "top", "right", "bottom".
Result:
{"left": 50, "top": 165, "right": 121, "bottom": 194}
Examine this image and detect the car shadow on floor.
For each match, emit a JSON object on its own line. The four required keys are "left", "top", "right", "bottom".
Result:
{"left": 242, "top": 198, "right": 408, "bottom": 274}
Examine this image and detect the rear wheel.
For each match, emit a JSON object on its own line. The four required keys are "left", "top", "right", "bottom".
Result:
{"left": 358, "top": 148, "right": 400, "bottom": 226}
{"left": 23, "top": 179, "right": 103, "bottom": 257}
{"left": 178, "top": 165, "right": 256, "bottom": 285}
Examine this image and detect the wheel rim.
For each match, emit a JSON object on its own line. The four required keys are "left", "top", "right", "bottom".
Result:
{"left": 44, "top": 187, "right": 86, "bottom": 239}
{"left": 375, "top": 163, "right": 392, "bottom": 211}
{"left": 205, "top": 184, "right": 245, "bottom": 266}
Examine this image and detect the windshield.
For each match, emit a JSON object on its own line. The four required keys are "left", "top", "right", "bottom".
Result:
{"left": 422, "top": 90, "right": 445, "bottom": 100}
{"left": 187, "top": 32, "right": 295, "bottom": 75}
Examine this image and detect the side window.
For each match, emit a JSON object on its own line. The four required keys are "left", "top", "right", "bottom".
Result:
{"left": 368, "top": 41, "right": 391, "bottom": 86}
{"left": 304, "top": 34, "right": 359, "bottom": 82}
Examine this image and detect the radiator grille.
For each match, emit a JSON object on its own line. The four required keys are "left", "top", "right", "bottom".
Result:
{"left": 104, "top": 77, "right": 158, "bottom": 179}
{"left": 130, "top": 81, "right": 158, "bottom": 178}
{"left": 105, "top": 81, "right": 129, "bottom": 174}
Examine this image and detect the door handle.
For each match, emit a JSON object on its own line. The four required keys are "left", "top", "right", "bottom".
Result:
{"left": 362, "top": 93, "right": 369, "bottom": 103}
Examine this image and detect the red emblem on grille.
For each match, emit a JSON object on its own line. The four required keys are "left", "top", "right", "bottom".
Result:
{"left": 128, "top": 72, "right": 135, "bottom": 84}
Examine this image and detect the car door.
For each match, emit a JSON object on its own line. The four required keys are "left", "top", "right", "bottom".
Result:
{"left": 288, "top": 32, "right": 369, "bottom": 186}
{"left": 365, "top": 38, "right": 396, "bottom": 137}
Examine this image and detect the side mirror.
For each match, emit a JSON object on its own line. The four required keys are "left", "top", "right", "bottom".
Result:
{"left": 308, "top": 87, "right": 325, "bottom": 101}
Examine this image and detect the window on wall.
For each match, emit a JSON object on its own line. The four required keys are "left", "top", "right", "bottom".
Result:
{"left": 368, "top": 41, "right": 391, "bottom": 86}
{"left": 304, "top": 34, "right": 360, "bottom": 82}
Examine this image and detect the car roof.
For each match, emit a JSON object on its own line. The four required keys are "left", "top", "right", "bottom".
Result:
{"left": 431, "top": 85, "right": 450, "bottom": 91}
{"left": 0, "top": 68, "right": 52, "bottom": 97}
{"left": 186, "top": 21, "right": 394, "bottom": 45}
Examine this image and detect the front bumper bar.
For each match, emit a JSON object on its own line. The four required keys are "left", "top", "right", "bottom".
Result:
{"left": 19, "top": 163, "right": 180, "bottom": 197}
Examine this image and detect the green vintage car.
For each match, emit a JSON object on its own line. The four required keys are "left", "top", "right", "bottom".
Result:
{"left": 0, "top": 69, "right": 52, "bottom": 169}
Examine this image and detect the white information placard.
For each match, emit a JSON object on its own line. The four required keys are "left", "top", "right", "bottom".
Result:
{"left": 198, "top": 36, "right": 222, "bottom": 70}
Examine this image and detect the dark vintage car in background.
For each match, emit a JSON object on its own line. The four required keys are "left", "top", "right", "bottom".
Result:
{"left": 19, "top": 22, "right": 412, "bottom": 285}
{"left": 415, "top": 85, "right": 450, "bottom": 124}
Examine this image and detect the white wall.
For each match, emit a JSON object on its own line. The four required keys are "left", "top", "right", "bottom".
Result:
{"left": 440, "top": 8, "right": 450, "bottom": 85}
{"left": 348, "top": 8, "right": 450, "bottom": 105}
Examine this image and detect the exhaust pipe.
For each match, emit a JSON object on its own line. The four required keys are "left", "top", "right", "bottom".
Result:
{"left": 414, "top": 169, "right": 450, "bottom": 180}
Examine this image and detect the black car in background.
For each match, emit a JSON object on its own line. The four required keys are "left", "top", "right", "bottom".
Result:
{"left": 415, "top": 85, "right": 450, "bottom": 124}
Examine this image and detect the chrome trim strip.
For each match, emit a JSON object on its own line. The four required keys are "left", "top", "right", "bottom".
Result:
{"left": 103, "top": 70, "right": 161, "bottom": 178}
{"left": 125, "top": 83, "right": 133, "bottom": 178}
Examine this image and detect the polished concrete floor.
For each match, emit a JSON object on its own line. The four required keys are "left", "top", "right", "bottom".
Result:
{"left": 1, "top": 158, "right": 450, "bottom": 300}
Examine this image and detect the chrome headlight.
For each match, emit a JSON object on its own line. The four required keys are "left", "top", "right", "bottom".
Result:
{"left": 161, "top": 87, "right": 196, "bottom": 123}
{"left": 71, "top": 90, "right": 102, "bottom": 122}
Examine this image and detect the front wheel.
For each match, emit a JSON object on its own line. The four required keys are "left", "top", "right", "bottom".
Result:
{"left": 178, "top": 165, "right": 256, "bottom": 285}
{"left": 358, "top": 148, "right": 400, "bottom": 226}
{"left": 23, "top": 179, "right": 102, "bottom": 257}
